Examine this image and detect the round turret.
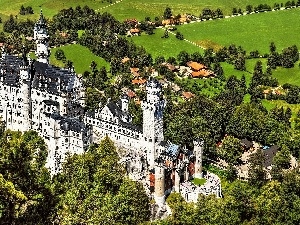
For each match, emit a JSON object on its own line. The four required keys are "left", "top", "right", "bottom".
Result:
{"left": 154, "top": 158, "right": 165, "bottom": 206}
{"left": 34, "top": 9, "right": 49, "bottom": 64}
{"left": 193, "top": 139, "right": 204, "bottom": 179}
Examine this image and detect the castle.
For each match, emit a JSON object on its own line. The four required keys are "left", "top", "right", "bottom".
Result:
{"left": 0, "top": 12, "right": 221, "bottom": 205}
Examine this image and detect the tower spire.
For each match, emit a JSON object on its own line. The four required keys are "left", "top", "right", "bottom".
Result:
{"left": 142, "top": 78, "right": 166, "bottom": 169}
{"left": 21, "top": 45, "right": 28, "bottom": 66}
{"left": 34, "top": 8, "right": 49, "bottom": 64}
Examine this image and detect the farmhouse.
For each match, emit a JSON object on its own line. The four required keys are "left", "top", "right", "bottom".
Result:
{"left": 129, "top": 28, "right": 141, "bottom": 36}
{"left": 182, "top": 91, "right": 195, "bottom": 100}
{"left": 187, "top": 61, "right": 215, "bottom": 78}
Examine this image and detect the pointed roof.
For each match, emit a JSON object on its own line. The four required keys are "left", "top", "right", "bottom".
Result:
{"left": 21, "top": 45, "right": 29, "bottom": 66}
{"left": 37, "top": 9, "right": 45, "bottom": 25}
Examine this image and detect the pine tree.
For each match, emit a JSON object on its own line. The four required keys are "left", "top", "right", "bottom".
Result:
{"left": 248, "top": 148, "right": 266, "bottom": 187}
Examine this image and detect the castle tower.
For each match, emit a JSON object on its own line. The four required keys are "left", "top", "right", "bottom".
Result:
{"left": 121, "top": 93, "right": 129, "bottom": 112}
{"left": 193, "top": 139, "right": 204, "bottom": 179}
{"left": 1, "top": 45, "right": 6, "bottom": 60}
{"left": 34, "top": 10, "right": 49, "bottom": 64}
{"left": 154, "top": 158, "right": 165, "bottom": 206}
{"left": 19, "top": 49, "right": 32, "bottom": 131}
{"left": 141, "top": 78, "right": 165, "bottom": 169}
{"left": 174, "top": 168, "right": 180, "bottom": 192}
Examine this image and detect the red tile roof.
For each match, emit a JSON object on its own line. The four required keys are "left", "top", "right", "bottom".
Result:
{"left": 191, "top": 70, "right": 213, "bottom": 78}
{"left": 182, "top": 91, "right": 195, "bottom": 99}
{"left": 132, "top": 78, "right": 146, "bottom": 85}
{"left": 122, "top": 57, "right": 130, "bottom": 63}
{"left": 187, "top": 61, "right": 207, "bottom": 71}
{"left": 130, "top": 28, "right": 140, "bottom": 33}
{"left": 127, "top": 90, "right": 136, "bottom": 98}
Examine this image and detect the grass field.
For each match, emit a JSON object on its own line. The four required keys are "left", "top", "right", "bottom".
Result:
{"left": 49, "top": 44, "right": 110, "bottom": 74}
{"left": 101, "top": 0, "right": 281, "bottom": 21}
{"left": 0, "top": 0, "right": 283, "bottom": 22}
{"left": 222, "top": 58, "right": 300, "bottom": 87}
{"left": 272, "top": 63, "right": 300, "bottom": 86}
{"left": 176, "top": 76, "right": 224, "bottom": 98}
{"left": 192, "top": 178, "right": 206, "bottom": 185}
{"left": 128, "top": 28, "right": 204, "bottom": 59}
{"left": 0, "top": 0, "right": 114, "bottom": 19}
{"left": 177, "top": 8, "right": 300, "bottom": 55}
{"left": 221, "top": 58, "right": 267, "bottom": 86}
{"left": 262, "top": 99, "right": 300, "bottom": 126}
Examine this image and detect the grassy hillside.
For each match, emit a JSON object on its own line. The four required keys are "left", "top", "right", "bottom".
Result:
{"left": 0, "top": 0, "right": 282, "bottom": 22}
{"left": 222, "top": 58, "right": 267, "bottom": 86}
{"left": 49, "top": 44, "right": 110, "bottom": 74}
{"left": 101, "top": 0, "right": 281, "bottom": 21}
{"left": 0, "top": 0, "right": 114, "bottom": 18}
{"left": 128, "top": 28, "right": 204, "bottom": 59}
{"left": 272, "top": 63, "right": 300, "bottom": 86}
{"left": 262, "top": 99, "right": 300, "bottom": 126}
{"left": 177, "top": 8, "right": 300, "bottom": 54}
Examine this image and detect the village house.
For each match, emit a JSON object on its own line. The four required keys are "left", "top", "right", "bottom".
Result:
{"left": 182, "top": 91, "right": 195, "bottom": 100}
{"left": 130, "top": 67, "right": 140, "bottom": 77}
{"left": 186, "top": 61, "right": 215, "bottom": 78}
{"left": 122, "top": 57, "right": 130, "bottom": 64}
{"left": 161, "top": 62, "right": 179, "bottom": 73}
{"left": 128, "top": 28, "right": 141, "bottom": 36}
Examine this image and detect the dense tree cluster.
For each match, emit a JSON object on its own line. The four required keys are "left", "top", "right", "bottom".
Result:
{"left": 19, "top": 5, "right": 34, "bottom": 15}
{"left": 267, "top": 43, "right": 299, "bottom": 69}
{"left": 0, "top": 132, "right": 150, "bottom": 224}
{"left": 54, "top": 136, "right": 150, "bottom": 224}
{"left": 0, "top": 130, "right": 54, "bottom": 224}
{"left": 249, "top": 60, "right": 279, "bottom": 97}
{"left": 3, "top": 15, "right": 34, "bottom": 37}
{"left": 164, "top": 95, "right": 228, "bottom": 158}
{"left": 153, "top": 169, "right": 300, "bottom": 225}
{"left": 200, "top": 8, "right": 224, "bottom": 20}
{"left": 215, "top": 75, "right": 246, "bottom": 106}
{"left": 215, "top": 44, "right": 246, "bottom": 64}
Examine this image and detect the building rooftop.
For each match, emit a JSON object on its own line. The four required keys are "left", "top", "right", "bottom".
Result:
{"left": 45, "top": 112, "right": 89, "bottom": 133}
{"left": 187, "top": 61, "right": 207, "bottom": 71}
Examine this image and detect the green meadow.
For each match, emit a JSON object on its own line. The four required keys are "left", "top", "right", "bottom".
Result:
{"left": 0, "top": 0, "right": 114, "bottom": 18}
{"left": 221, "top": 58, "right": 267, "bottom": 86}
{"left": 272, "top": 63, "right": 300, "bottom": 86}
{"left": 128, "top": 28, "right": 204, "bottom": 59}
{"left": 101, "top": 0, "right": 281, "bottom": 21}
{"left": 49, "top": 44, "right": 110, "bottom": 74}
{"left": 177, "top": 8, "right": 300, "bottom": 54}
{"left": 222, "top": 58, "right": 300, "bottom": 87}
{"left": 0, "top": 0, "right": 282, "bottom": 22}
{"left": 262, "top": 99, "right": 300, "bottom": 125}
